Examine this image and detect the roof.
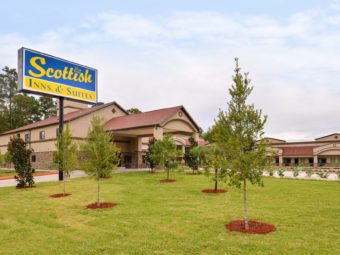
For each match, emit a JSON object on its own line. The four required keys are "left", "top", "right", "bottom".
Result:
{"left": 105, "top": 105, "right": 200, "bottom": 131}
{"left": 264, "top": 137, "right": 286, "bottom": 143}
{"left": 105, "top": 106, "right": 182, "bottom": 130}
{"left": 282, "top": 146, "right": 315, "bottom": 156}
{"left": 1, "top": 101, "right": 127, "bottom": 135}
{"left": 315, "top": 133, "right": 340, "bottom": 141}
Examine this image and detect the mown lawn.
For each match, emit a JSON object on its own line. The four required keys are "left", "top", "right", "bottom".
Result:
{"left": 0, "top": 171, "right": 339, "bottom": 255}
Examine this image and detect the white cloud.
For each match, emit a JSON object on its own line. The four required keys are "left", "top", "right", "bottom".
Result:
{"left": 1, "top": 5, "right": 340, "bottom": 140}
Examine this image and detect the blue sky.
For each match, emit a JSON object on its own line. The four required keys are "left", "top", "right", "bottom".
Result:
{"left": 1, "top": 0, "right": 340, "bottom": 140}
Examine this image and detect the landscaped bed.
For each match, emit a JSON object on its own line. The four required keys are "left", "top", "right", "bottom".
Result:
{"left": 0, "top": 172, "right": 339, "bottom": 254}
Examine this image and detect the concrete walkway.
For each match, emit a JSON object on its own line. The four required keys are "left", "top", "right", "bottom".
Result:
{"left": 0, "top": 168, "right": 152, "bottom": 188}
{"left": 0, "top": 170, "right": 87, "bottom": 188}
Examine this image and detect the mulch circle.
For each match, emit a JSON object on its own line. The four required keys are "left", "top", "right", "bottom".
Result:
{"left": 226, "top": 220, "right": 276, "bottom": 234}
{"left": 49, "top": 193, "right": 71, "bottom": 198}
{"left": 86, "top": 202, "right": 117, "bottom": 209}
{"left": 186, "top": 173, "right": 199, "bottom": 175}
{"left": 16, "top": 185, "right": 36, "bottom": 189}
{"left": 202, "top": 189, "right": 227, "bottom": 193}
{"left": 160, "top": 179, "right": 176, "bottom": 183}
{"left": 100, "top": 176, "right": 112, "bottom": 179}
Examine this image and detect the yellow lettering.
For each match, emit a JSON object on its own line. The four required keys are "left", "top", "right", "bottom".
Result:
{"left": 62, "top": 67, "right": 69, "bottom": 79}
{"left": 46, "top": 68, "right": 54, "bottom": 78}
{"left": 28, "top": 57, "right": 46, "bottom": 78}
{"left": 54, "top": 70, "right": 62, "bottom": 79}
{"left": 27, "top": 57, "right": 94, "bottom": 85}
{"left": 78, "top": 73, "right": 84, "bottom": 82}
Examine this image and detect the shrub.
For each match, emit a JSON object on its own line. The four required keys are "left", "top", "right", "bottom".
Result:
{"left": 277, "top": 168, "right": 285, "bottom": 178}
{"left": 305, "top": 168, "right": 313, "bottom": 178}
{"left": 316, "top": 170, "right": 329, "bottom": 179}
{"left": 336, "top": 171, "right": 340, "bottom": 180}
{"left": 266, "top": 166, "right": 275, "bottom": 177}
{"left": 292, "top": 166, "right": 300, "bottom": 177}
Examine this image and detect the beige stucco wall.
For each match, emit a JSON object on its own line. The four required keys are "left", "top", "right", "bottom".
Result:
{"left": 69, "top": 104, "right": 126, "bottom": 138}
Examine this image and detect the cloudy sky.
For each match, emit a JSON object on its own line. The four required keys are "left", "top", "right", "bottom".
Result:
{"left": 1, "top": 0, "right": 340, "bottom": 141}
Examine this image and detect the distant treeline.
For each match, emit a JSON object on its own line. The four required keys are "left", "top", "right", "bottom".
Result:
{"left": 0, "top": 66, "right": 57, "bottom": 133}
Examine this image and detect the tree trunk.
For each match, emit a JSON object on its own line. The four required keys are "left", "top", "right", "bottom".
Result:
{"left": 97, "top": 178, "right": 100, "bottom": 206}
{"left": 166, "top": 168, "right": 170, "bottom": 180}
{"left": 214, "top": 168, "right": 218, "bottom": 191}
{"left": 243, "top": 178, "right": 249, "bottom": 230}
{"left": 63, "top": 177, "right": 66, "bottom": 196}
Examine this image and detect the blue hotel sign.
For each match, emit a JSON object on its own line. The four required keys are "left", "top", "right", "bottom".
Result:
{"left": 18, "top": 48, "right": 97, "bottom": 104}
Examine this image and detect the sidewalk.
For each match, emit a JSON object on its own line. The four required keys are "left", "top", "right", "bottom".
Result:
{"left": 0, "top": 170, "right": 87, "bottom": 188}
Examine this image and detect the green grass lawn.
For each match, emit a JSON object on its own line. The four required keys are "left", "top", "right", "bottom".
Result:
{"left": 0, "top": 172, "right": 339, "bottom": 255}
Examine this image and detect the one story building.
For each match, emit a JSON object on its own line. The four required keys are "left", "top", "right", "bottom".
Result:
{"left": 0, "top": 100, "right": 201, "bottom": 169}
{"left": 267, "top": 134, "right": 340, "bottom": 167}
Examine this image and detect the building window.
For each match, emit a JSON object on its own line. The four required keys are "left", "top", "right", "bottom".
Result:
{"left": 16, "top": 133, "right": 20, "bottom": 138}
{"left": 25, "top": 134, "right": 30, "bottom": 142}
{"left": 31, "top": 155, "right": 36, "bottom": 162}
{"left": 39, "top": 131, "right": 45, "bottom": 140}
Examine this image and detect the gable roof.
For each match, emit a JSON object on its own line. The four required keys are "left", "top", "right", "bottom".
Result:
{"left": 1, "top": 101, "right": 127, "bottom": 135}
{"left": 105, "top": 105, "right": 200, "bottom": 131}
{"left": 315, "top": 133, "right": 340, "bottom": 141}
{"left": 264, "top": 137, "right": 287, "bottom": 143}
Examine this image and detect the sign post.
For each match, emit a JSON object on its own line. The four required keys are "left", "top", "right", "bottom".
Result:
{"left": 18, "top": 48, "right": 98, "bottom": 181}
{"left": 58, "top": 97, "right": 64, "bottom": 181}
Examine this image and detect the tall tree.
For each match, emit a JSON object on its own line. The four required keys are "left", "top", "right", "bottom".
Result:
{"left": 151, "top": 135, "right": 182, "bottom": 180}
{"left": 39, "top": 96, "right": 57, "bottom": 119}
{"left": 12, "top": 94, "right": 41, "bottom": 126}
{"left": 53, "top": 124, "right": 78, "bottom": 196}
{"left": 81, "top": 116, "right": 120, "bottom": 206}
{"left": 126, "top": 108, "right": 142, "bottom": 114}
{"left": 0, "top": 67, "right": 57, "bottom": 133}
{"left": 0, "top": 67, "right": 18, "bottom": 131}
{"left": 213, "top": 58, "right": 269, "bottom": 230}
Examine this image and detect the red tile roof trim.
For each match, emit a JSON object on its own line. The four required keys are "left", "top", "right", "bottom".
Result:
{"left": 282, "top": 146, "right": 315, "bottom": 156}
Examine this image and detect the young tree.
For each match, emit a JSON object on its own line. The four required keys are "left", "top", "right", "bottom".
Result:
{"left": 80, "top": 116, "right": 120, "bottom": 206}
{"left": 53, "top": 124, "right": 78, "bottom": 196}
{"left": 184, "top": 137, "right": 200, "bottom": 173}
{"left": 144, "top": 137, "right": 157, "bottom": 172}
{"left": 202, "top": 146, "right": 226, "bottom": 191}
{"left": 7, "top": 136, "right": 35, "bottom": 188}
{"left": 213, "top": 58, "right": 269, "bottom": 230}
{"left": 151, "top": 134, "right": 182, "bottom": 180}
